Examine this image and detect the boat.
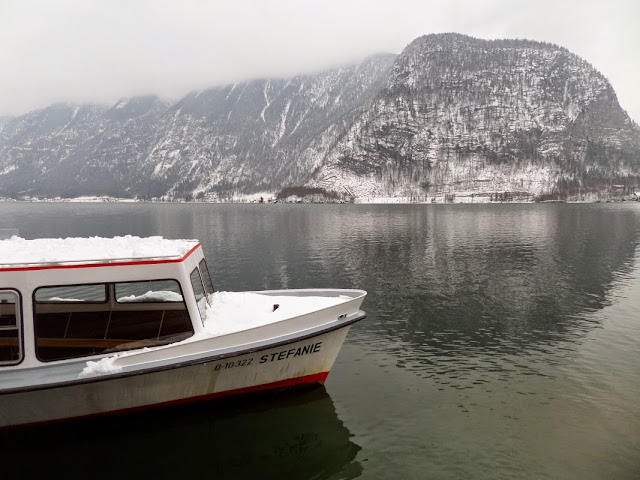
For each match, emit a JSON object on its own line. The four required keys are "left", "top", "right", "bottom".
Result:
{"left": 0, "top": 236, "right": 366, "bottom": 428}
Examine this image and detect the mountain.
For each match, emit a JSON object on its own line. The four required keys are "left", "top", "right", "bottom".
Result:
{"left": 0, "top": 54, "right": 396, "bottom": 200}
{"left": 149, "top": 53, "right": 396, "bottom": 200}
{"left": 310, "top": 34, "right": 640, "bottom": 201}
{"left": 0, "top": 34, "right": 638, "bottom": 202}
{"left": 0, "top": 98, "right": 167, "bottom": 198}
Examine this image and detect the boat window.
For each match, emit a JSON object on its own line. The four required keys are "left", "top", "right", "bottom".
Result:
{"left": 115, "top": 280, "right": 183, "bottom": 303}
{"left": 34, "top": 280, "right": 194, "bottom": 362}
{"left": 0, "top": 290, "right": 22, "bottom": 366}
{"left": 190, "top": 267, "right": 207, "bottom": 320}
{"left": 198, "top": 258, "right": 215, "bottom": 297}
{"left": 35, "top": 284, "right": 107, "bottom": 303}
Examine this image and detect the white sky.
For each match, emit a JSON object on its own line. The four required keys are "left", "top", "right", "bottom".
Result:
{"left": 1, "top": 0, "right": 638, "bottom": 122}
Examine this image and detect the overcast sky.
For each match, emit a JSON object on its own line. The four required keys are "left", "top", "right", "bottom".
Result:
{"left": 1, "top": 0, "right": 638, "bottom": 122}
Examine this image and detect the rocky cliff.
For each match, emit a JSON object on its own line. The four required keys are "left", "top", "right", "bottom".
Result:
{"left": 310, "top": 34, "right": 640, "bottom": 201}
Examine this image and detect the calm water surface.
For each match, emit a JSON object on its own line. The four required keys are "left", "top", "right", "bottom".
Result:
{"left": 1, "top": 202, "right": 639, "bottom": 479}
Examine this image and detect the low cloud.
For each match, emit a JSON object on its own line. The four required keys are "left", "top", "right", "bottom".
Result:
{"left": 0, "top": 0, "right": 638, "bottom": 121}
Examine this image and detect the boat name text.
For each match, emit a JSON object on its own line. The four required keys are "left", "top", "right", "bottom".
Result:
{"left": 260, "top": 342, "right": 322, "bottom": 363}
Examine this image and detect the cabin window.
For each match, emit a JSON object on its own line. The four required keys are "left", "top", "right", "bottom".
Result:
{"left": 34, "top": 283, "right": 107, "bottom": 303}
{"left": 115, "top": 280, "right": 183, "bottom": 303}
{"left": 34, "top": 280, "right": 194, "bottom": 362}
{"left": 0, "top": 290, "right": 22, "bottom": 365}
{"left": 190, "top": 268, "right": 207, "bottom": 320}
{"left": 199, "top": 259, "right": 215, "bottom": 297}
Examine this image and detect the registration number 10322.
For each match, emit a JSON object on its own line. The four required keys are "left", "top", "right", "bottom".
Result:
{"left": 214, "top": 358, "right": 254, "bottom": 371}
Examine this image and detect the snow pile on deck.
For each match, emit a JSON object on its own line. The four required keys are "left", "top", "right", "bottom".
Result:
{"left": 0, "top": 235, "right": 198, "bottom": 265}
{"left": 203, "top": 291, "right": 348, "bottom": 336}
{"left": 79, "top": 355, "right": 123, "bottom": 378}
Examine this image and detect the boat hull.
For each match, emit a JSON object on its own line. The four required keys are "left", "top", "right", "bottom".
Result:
{"left": 0, "top": 326, "right": 351, "bottom": 428}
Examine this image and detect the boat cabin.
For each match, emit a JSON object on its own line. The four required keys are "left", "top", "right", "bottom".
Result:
{"left": 0, "top": 237, "right": 213, "bottom": 370}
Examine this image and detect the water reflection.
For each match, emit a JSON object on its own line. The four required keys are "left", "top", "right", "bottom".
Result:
{"left": 1, "top": 387, "right": 361, "bottom": 480}
{"left": 326, "top": 204, "right": 640, "bottom": 387}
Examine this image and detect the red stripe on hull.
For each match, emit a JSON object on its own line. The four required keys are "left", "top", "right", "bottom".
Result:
{"left": 205, "top": 371, "right": 330, "bottom": 400}
{"left": 10, "top": 371, "right": 330, "bottom": 429}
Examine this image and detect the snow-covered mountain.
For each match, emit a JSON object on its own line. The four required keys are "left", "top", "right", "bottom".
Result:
{"left": 0, "top": 98, "right": 168, "bottom": 198}
{"left": 0, "top": 54, "right": 395, "bottom": 200}
{"left": 310, "top": 34, "right": 640, "bottom": 201}
{"left": 0, "top": 34, "right": 638, "bottom": 202}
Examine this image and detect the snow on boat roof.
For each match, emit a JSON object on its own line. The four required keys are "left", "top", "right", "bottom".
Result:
{"left": 0, "top": 235, "right": 200, "bottom": 268}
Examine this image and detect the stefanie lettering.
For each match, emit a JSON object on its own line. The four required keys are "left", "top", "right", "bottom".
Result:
{"left": 260, "top": 342, "right": 322, "bottom": 364}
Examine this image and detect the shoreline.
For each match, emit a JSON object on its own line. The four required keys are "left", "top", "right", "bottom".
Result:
{"left": 0, "top": 195, "right": 638, "bottom": 205}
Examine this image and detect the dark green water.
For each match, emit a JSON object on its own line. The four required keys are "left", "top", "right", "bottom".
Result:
{"left": 1, "top": 202, "right": 639, "bottom": 479}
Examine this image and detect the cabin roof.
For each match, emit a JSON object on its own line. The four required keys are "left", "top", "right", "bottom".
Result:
{"left": 0, "top": 236, "right": 200, "bottom": 270}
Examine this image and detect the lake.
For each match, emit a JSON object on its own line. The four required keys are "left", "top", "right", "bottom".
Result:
{"left": 1, "top": 202, "right": 639, "bottom": 479}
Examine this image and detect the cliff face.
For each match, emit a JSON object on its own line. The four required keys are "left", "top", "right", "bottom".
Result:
{"left": 311, "top": 34, "right": 640, "bottom": 201}
{"left": 0, "top": 34, "right": 638, "bottom": 201}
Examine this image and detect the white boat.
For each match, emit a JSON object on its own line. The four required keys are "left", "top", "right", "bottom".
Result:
{"left": 0, "top": 236, "right": 366, "bottom": 428}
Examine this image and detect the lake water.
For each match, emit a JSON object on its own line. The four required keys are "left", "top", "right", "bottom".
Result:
{"left": 1, "top": 202, "right": 639, "bottom": 479}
